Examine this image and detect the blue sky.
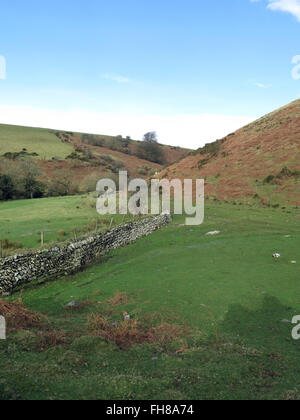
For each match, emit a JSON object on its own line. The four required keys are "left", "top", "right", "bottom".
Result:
{"left": 0, "top": 0, "right": 300, "bottom": 148}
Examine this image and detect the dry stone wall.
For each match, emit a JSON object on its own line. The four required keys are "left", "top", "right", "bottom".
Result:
{"left": 0, "top": 214, "right": 171, "bottom": 294}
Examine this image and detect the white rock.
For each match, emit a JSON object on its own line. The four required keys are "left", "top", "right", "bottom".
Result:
{"left": 65, "top": 300, "right": 80, "bottom": 308}
{"left": 206, "top": 231, "right": 221, "bottom": 236}
{"left": 272, "top": 253, "right": 281, "bottom": 258}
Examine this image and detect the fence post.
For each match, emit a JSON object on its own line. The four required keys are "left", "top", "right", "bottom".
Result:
{"left": 41, "top": 231, "right": 44, "bottom": 247}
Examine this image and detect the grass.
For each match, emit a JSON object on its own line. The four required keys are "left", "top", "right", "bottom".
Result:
{"left": 0, "top": 124, "right": 73, "bottom": 160}
{"left": 0, "top": 201, "right": 300, "bottom": 399}
{"left": 0, "top": 195, "right": 137, "bottom": 251}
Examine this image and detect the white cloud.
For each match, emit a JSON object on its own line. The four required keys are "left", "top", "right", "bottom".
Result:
{"left": 101, "top": 73, "right": 131, "bottom": 83}
{"left": 253, "top": 82, "right": 272, "bottom": 88}
{"left": 0, "top": 105, "right": 254, "bottom": 149}
{"left": 268, "top": 0, "right": 300, "bottom": 22}
{"left": 252, "top": 0, "right": 300, "bottom": 22}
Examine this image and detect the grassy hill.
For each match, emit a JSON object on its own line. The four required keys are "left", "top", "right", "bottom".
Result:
{"left": 0, "top": 123, "right": 190, "bottom": 181}
{"left": 158, "top": 99, "right": 300, "bottom": 207}
{"left": 0, "top": 124, "right": 74, "bottom": 160}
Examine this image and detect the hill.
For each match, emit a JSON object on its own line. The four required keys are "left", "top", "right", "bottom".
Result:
{"left": 158, "top": 99, "right": 300, "bottom": 207}
{"left": 0, "top": 124, "right": 74, "bottom": 160}
{"left": 0, "top": 124, "right": 190, "bottom": 194}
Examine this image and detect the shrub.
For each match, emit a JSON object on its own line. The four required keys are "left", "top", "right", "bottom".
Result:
{"left": 0, "top": 174, "right": 15, "bottom": 200}
{"left": 198, "top": 138, "right": 226, "bottom": 157}
{"left": 198, "top": 158, "right": 210, "bottom": 169}
{"left": 137, "top": 143, "right": 164, "bottom": 164}
{"left": 263, "top": 174, "right": 276, "bottom": 184}
{"left": 81, "top": 134, "right": 104, "bottom": 147}
{"left": 100, "top": 155, "right": 114, "bottom": 165}
{"left": 66, "top": 152, "right": 82, "bottom": 160}
{"left": 277, "top": 166, "right": 300, "bottom": 179}
{"left": 108, "top": 159, "right": 125, "bottom": 173}
{"left": 1, "top": 150, "right": 39, "bottom": 160}
{"left": 82, "top": 148, "right": 93, "bottom": 161}
{"left": 138, "top": 165, "right": 154, "bottom": 176}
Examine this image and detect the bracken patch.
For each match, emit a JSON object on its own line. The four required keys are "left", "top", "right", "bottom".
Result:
{"left": 107, "top": 292, "right": 129, "bottom": 306}
{"left": 87, "top": 312, "right": 188, "bottom": 349}
{"left": 34, "top": 330, "right": 69, "bottom": 351}
{"left": 0, "top": 299, "right": 47, "bottom": 330}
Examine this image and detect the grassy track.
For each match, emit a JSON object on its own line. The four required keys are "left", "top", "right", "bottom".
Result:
{"left": 0, "top": 201, "right": 300, "bottom": 399}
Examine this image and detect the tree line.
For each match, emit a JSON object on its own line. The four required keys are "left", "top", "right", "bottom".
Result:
{"left": 0, "top": 131, "right": 165, "bottom": 202}
{"left": 0, "top": 158, "right": 80, "bottom": 201}
{"left": 81, "top": 131, "right": 165, "bottom": 165}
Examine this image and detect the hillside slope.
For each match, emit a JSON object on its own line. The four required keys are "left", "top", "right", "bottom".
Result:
{"left": 158, "top": 99, "right": 300, "bottom": 206}
{"left": 0, "top": 124, "right": 190, "bottom": 185}
{"left": 0, "top": 124, "right": 74, "bottom": 160}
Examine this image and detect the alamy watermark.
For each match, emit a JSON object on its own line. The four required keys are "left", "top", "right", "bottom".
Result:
{"left": 0, "top": 55, "right": 6, "bottom": 80}
{"left": 292, "top": 55, "right": 300, "bottom": 80}
{"left": 292, "top": 316, "right": 300, "bottom": 340}
{"left": 0, "top": 316, "right": 6, "bottom": 340}
{"left": 96, "top": 171, "right": 204, "bottom": 226}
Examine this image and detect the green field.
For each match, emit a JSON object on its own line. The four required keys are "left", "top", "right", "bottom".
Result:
{"left": 0, "top": 200, "right": 300, "bottom": 400}
{"left": 0, "top": 124, "right": 73, "bottom": 160}
{"left": 0, "top": 195, "right": 136, "bottom": 251}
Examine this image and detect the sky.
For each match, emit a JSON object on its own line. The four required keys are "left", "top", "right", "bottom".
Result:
{"left": 0, "top": 0, "right": 300, "bottom": 148}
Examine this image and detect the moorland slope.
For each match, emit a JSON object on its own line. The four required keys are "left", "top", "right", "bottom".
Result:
{"left": 158, "top": 99, "right": 300, "bottom": 206}
{"left": 0, "top": 124, "right": 190, "bottom": 187}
